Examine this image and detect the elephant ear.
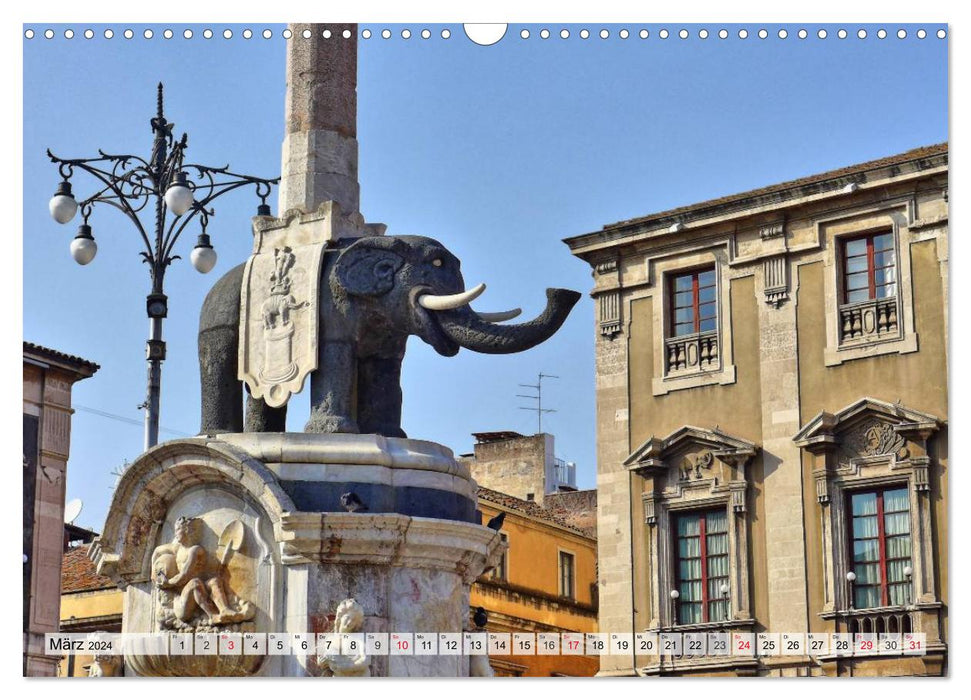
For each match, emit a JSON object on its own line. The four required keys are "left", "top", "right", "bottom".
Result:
{"left": 334, "top": 237, "right": 407, "bottom": 297}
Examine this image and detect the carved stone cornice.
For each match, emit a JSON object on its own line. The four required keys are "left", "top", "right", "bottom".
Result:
{"left": 277, "top": 512, "right": 503, "bottom": 585}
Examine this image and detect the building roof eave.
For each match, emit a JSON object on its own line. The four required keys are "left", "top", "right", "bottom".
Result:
{"left": 563, "top": 143, "right": 948, "bottom": 257}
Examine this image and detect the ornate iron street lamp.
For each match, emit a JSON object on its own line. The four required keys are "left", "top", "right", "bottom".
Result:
{"left": 46, "top": 83, "right": 278, "bottom": 450}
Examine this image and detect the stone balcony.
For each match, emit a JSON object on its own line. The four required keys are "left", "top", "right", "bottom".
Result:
{"left": 838, "top": 297, "right": 900, "bottom": 345}
{"left": 836, "top": 605, "right": 914, "bottom": 636}
{"left": 665, "top": 329, "right": 719, "bottom": 375}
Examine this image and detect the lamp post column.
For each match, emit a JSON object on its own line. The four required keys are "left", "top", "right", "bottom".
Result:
{"left": 144, "top": 89, "right": 170, "bottom": 451}
{"left": 144, "top": 312, "right": 165, "bottom": 449}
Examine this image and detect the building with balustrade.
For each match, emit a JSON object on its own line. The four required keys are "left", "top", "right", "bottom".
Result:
{"left": 460, "top": 432, "right": 599, "bottom": 676}
{"left": 471, "top": 486, "right": 599, "bottom": 676}
{"left": 564, "top": 144, "right": 948, "bottom": 676}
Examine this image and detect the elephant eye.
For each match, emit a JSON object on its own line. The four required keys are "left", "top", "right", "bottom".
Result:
{"left": 432, "top": 258, "right": 443, "bottom": 268}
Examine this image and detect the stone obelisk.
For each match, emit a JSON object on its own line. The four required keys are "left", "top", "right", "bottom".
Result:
{"left": 279, "top": 23, "right": 360, "bottom": 216}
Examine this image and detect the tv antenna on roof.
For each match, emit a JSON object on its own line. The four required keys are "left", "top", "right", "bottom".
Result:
{"left": 517, "top": 372, "right": 558, "bottom": 434}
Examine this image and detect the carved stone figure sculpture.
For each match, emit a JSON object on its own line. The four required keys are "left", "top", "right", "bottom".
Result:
{"left": 151, "top": 517, "right": 255, "bottom": 630}
{"left": 317, "top": 598, "right": 370, "bottom": 677}
{"left": 199, "top": 234, "right": 581, "bottom": 437}
{"left": 86, "top": 653, "right": 122, "bottom": 677}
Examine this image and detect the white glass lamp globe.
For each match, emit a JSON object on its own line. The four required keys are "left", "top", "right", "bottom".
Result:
{"left": 669, "top": 589, "right": 680, "bottom": 600}
{"left": 49, "top": 181, "right": 78, "bottom": 224}
{"left": 165, "top": 172, "right": 194, "bottom": 216}
{"left": 191, "top": 233, "right": 217, "bottom": 273}
{"left": 70, "top": 226, "right": 97, "bottom": 265}
{"left": 846, "top": 571, "right": 857, "bottom": 583}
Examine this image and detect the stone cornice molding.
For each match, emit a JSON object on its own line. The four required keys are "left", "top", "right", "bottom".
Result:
{"left": 565, "top": 151, "right": 948, "bottom": 257}
{"left": 216, "top": 432, "right": 471, "bottom": 479}
{"left": 277, "top": 512, "right": 503, "bottom": 585}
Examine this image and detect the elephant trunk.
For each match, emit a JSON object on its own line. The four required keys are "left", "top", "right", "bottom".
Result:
{"left": 433, "top": 288, "right": 581, "bottom": 354}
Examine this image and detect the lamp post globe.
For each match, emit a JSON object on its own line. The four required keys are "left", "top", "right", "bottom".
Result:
{"left": 846, "top": 571, "right": 857, "bottom": 583}
{"left": 670, "top": 589, "right": 680, "bottom": 600}
{"left": 190, "top": 233, "right": 217, "bottom": 274}
{"left": 70, "top": 225, "right": 97, "bottom": 265}
{"left": 49, "top": 181, "right": 78, "bottom": 224}
{"left": 164, "top": 172, "right": 194, "bottom": 216}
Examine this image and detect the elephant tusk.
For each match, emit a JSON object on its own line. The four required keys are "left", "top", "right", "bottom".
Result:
{"left": 418, "top": 283, "right": 486, "bottom": 311}
{"left": 475, "top": 308, "right": 522, "bottom": 323}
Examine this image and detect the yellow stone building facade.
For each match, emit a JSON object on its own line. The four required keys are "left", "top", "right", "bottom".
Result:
{"left": 565, "top": 144, "right": 948, "bottom": 677}
{"left": 472, "top": 487, "right": 599, "bottom": 676}
{"left": 58, "top": 543, "right": 124, "bottom": 676}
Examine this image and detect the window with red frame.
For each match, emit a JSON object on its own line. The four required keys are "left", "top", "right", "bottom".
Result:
{"left": 670, "top": 268, "right": 717, "bottom": 338}
{"left": 842, "top": 231, "right": 897, "bottom": 304}
{"left": 675, "top": 509, "right": 730, "bottom": 624}
{"left": 849, "top": 487, "right": 912, "bottom": 609}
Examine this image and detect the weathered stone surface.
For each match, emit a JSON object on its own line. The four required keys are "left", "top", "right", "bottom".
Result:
{"left": 93, "top": 434, "right": 503, "bottom": 676}
{"left": 279, "top": 23, "right": 359, "bottom": 215}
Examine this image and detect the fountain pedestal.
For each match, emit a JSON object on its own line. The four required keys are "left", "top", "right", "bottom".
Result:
{"left": 91, "top": 433, "right": 501, "bottom": 677}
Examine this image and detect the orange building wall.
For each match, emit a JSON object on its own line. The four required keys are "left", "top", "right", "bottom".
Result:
{"left": 472, "top": 501, "right": 599, "bottom": 676}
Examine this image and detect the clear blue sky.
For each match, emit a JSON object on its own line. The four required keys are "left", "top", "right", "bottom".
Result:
{"left": 23, "top": 23, "right": 947, "bottom": 532}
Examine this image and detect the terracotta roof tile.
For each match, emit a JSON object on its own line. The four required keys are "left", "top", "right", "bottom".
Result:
{"left": 62, "top": 545, "right": 115, "bottom": 593}
{"left": 477, "top": 486, "right": 592, "bottom": 538}
{"left": 24, "top": 341, "right": 100, "bottom": 373}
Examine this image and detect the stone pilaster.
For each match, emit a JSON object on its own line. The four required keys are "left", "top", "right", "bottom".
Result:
{"left": 279, "top": 23, "right": 360, "bottom": 216}
{"left": 592, "top": 301, "right": 635, "bottom": 675}
{"left": 756, "top": 259, "right": 809, "bottom": 637}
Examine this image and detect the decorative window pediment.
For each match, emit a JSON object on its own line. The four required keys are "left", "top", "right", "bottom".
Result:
{"left": 625, "top": 426, "right": 757, "bottom": 509}
{"left": 626, "top": 426, "right": 758, "bottom": 634}
{"left": 794, "top": 397, "right": 941, "bottom": 498}
{"left": 794, "top": 397, "right": 939, "bottom": 450}
{"left": 794, "top": 397, "right": 945, "bottom": 651}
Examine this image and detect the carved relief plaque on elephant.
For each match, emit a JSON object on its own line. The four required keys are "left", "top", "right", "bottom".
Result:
{"left": 239, "top": 217, "right": 324, "bottom": 408}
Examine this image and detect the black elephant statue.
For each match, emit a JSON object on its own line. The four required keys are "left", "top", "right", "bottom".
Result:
{"left": 198, "top": 234, "right": 581, "bottom": 438}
